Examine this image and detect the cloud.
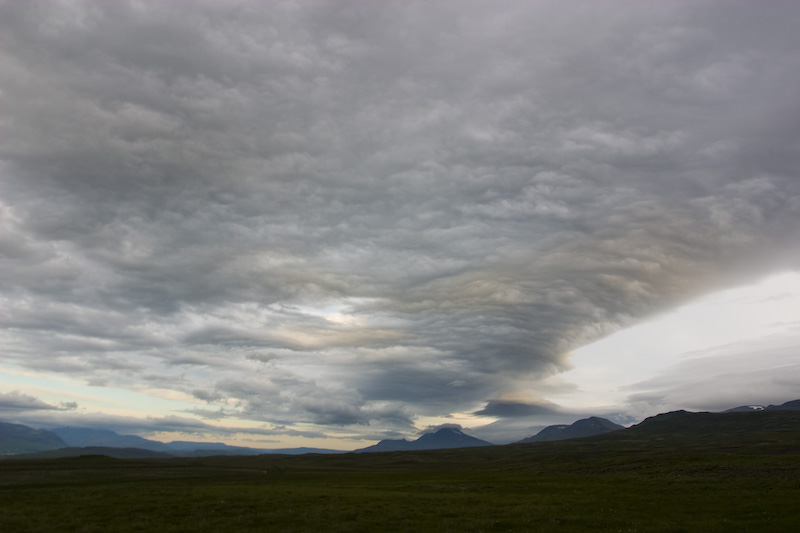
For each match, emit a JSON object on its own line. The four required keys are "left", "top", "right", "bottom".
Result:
{"left": 0, "top": 390, "right": 77, "bottom": 412}
{"left": 1, "top": 0, "right": 800, "bottom": 444}
{"left": 13, "top": 408, "right": 329, "bottom": 441}
{"left": 624, "top": 333, "right": 800, "bottom": 418}
{"left": 473, "top": 399, "right": 560, "bottom": 418}
{"left": 421, "top": 423, "right": 463, "bottom": 434}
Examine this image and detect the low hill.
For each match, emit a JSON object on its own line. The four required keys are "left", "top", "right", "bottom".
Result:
{"left": 352, "top": 438, "right": 414, "bottom": 453}
{"left": 169, "top": 442, "right": 345, "bottom": 456}
{"left": 354, "top": 427, "right": 493, "bottom": 453}
{"left": 518, "top": 416, "right": 623, "bottom": 443}
{"left": 0, "top": 421, "right": 67, "bottom": 455}
{"left": 11, "top": 446, "right": 175, "bottom": 460}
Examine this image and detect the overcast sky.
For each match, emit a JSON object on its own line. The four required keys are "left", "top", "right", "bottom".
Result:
{"left": 1, "top": 0, "right": 799, "bottom": 448}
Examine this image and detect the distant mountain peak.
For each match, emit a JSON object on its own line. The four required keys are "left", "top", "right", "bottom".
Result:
{"left": 725, "top": 399, "right": 800, "bottom": 413}
{"left": 0, "top": 421, "right": 67, "bottom": 454}
{"left": 428, "top": 427, "right": 466, "bottom": 436}
{"left": 354, "top": 427, "right": 493, "bottom": 453}
{"left": 724, "top": 405, "right": 765, "bottom": 413}
{"left": 518, "top": 416, "right": 623, "bottom": 443}
{"left": 52, "top": 427, "right": 174, "bottom": 452}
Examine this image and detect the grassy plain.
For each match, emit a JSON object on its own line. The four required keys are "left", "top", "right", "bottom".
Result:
{"left": 1, "top": 411, "right": 799, "bottom": 532}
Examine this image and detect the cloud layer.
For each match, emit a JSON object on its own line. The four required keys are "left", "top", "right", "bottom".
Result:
{"left": 1, "top": 0, "right": 799, "bottom": 443}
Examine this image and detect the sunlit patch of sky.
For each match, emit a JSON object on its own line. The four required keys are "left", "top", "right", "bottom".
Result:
{"left": 558, "top": 271, "right": 800, "bottom": 414}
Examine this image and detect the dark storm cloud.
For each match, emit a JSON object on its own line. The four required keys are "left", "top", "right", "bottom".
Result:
{"left": 2, "top": 0, "right": 800, "bottom": 441}
{"left": 473, "top": 399, "right": 560, "bottom": 418}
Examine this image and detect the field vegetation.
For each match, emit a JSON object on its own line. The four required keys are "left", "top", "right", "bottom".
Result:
{"left": 1, "top": 411, "right": 799, "bottom": 532}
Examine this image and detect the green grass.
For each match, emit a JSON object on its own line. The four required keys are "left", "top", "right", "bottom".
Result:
{"left": 1, "top": 460, "right": 797, "bottom": 532}
{"left": 2, "top": 413, "right": 800, "bottom": 532}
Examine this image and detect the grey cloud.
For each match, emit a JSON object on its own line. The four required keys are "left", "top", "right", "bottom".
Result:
{"left": 2, "top": 0, "right": 800, "bottom": 442}
{"left": 298, "top": 396, "right": 412, "bottom": 427}
{"left": 473, "top": 399, "right": 560, "bottom": 418}
{"left": 190, "top": 389, "right": 224, "bottom": 403}
{"left": 0, "top": 390, "right": 77, "bottom": 412}
{"left": 354, "top": 361, "right": 495, "bottom": 411}
{"left": 421, "top": 423, "right": 463, "bottom": 434}
{"left": 209, "top": 372, "right": 414, "bottom": 429}
{"left": 182, "top": 408, "right": 232, "bottom": 421}
{"left": 245, "top": 352, "right": 280, "bottom": 364}
{"left": 23, "top": 410, "right": 311, "bottom": 440}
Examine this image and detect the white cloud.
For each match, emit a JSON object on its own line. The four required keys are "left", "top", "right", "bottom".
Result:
{"left": 559, "top": 272, "right": 800, "bottom": 417}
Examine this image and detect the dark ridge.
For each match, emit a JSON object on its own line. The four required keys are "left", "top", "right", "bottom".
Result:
{"left": 354, "top": 427, "right": 493, "bottom": 453}
{"left": 518, "top": 416, "right": 624, "bottom": 443}
{"left": 7, "top": 446, "right": 175, "bottom": 460}
{"left": 0, "top": 421, "right": 67, "bottom": 455}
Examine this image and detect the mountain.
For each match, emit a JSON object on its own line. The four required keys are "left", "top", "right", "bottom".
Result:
{"left": 51, "top": 429, "right": 345, "bottom": 456}
{"left": 354, "top": 427, "right": 494, "bottom": 453}
{"left": 767, "top": 399, "right": 800, "bottom": 411}
{"left": 354, "top": 438, "right": 415, "bottom": 453}
{"left": 52, "top": 427, "right": 174, "bottom": 452}
{"left": 724, "top": 405, "right": 765, "bottom": 412}
{"left": 724, "top": 399, "right": 800, "bottom": 413}
{"left": 594, "top": 408, "right": 800, "bottom": 450}
{"left": 0, "top": 421, "right": 67, "bottom": 455}
{"left": 517, "top": 417, "right": 624, "bottom": 443}
{"left": 412, "top": 427, "right": 494, "bottom": 450}
{"left": 166, "top": 440, "right": 268, "bottom": 455}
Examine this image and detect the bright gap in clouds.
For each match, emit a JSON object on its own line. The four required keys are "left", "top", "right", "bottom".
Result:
{"left": 558, "top": 271, "right": 800, "bottom": 415}
{"left": 0, "top": 368, "right": 196, "bottom": 419}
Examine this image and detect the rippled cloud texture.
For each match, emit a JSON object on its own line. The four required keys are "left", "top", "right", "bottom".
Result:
{"left": 1, "top": 0, "right": 799, "bottom": 445}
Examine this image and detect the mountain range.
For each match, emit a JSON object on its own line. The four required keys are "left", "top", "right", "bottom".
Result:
{"left": 724, "top": 399, "right": 800, "bottom": 412}
{"left": 3, "top": 398, "right": 800, "bottom": 457}
{"left": 0, "top": 425, "right": 343, "bottom": 457}
{"left": 0, "top": 421, "right": 68, "bottom": 455}
{"left": 52, "top": 427, "right": 175, "bottom": 452}
{"left": 353, "top": 427, "right": 493, "bottom": 453}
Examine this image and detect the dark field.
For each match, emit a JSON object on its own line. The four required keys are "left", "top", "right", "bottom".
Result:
{"left": 2, "top": 411, "right": 800, "bottom": 532}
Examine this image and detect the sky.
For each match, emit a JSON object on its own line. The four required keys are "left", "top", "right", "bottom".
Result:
{"left": 1, "top": 0, "right": 799, "bottom": 449}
